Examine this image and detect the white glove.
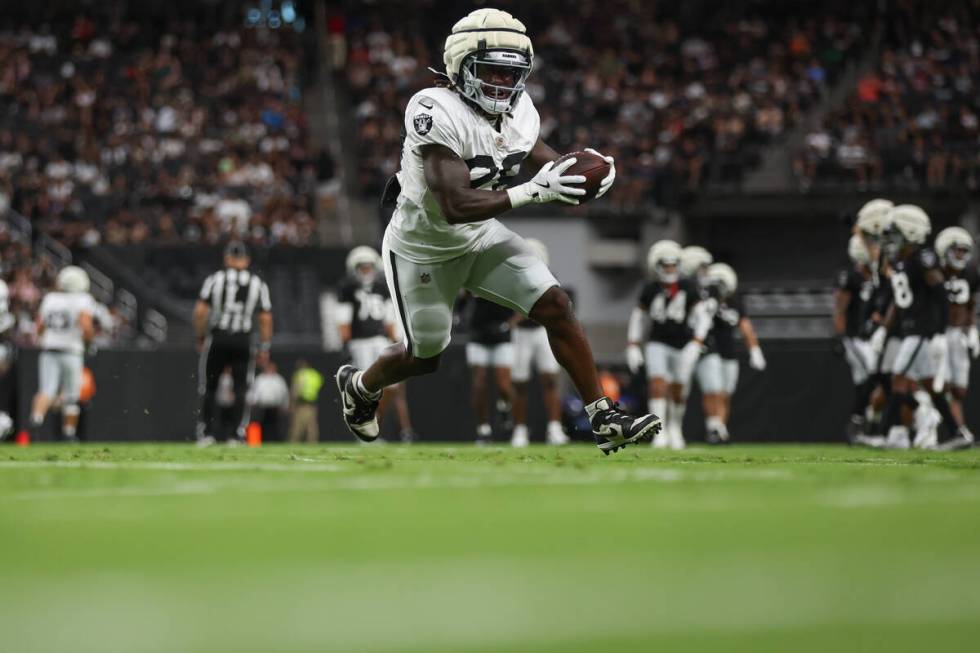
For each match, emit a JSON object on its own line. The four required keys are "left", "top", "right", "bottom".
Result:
{"left": 929, "top": 334, "right": 949, "bottom": 394}
{"left": 625, "top": 344, "right": 645, "bottom": 374}
{"left": 869, "top": 326, "right": 887, "bottom": 354}
{"left": 507, "top": 158, "right": 586, "bottom": 208}
{"left": 749, "top": 346, "right": 767, "bottom": 371}
{"left": 967, "top": 326, "right": 980, "bottom": 359}
{"left": 676, "top": 340, "right": 703, "bottom": 385}
{"left": 584, "top": 148, "right": 615, "bottom": 198}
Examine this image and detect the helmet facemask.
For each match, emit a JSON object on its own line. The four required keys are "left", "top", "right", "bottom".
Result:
{"left": 354, "top": 262, "right": 378, "bottom": 287}
{"left": 947, "top": 244, "right": 973, "bottom": 271}
{"left": 459, "top": 49, "right": 531, "bottom": 115}
{"left": 656, "top": 258, "right": 680, "bottom": 284}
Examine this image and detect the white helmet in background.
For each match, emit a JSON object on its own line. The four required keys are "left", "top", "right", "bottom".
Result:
{"left": 345, "top": 246, "right": 382, "bottom": 285}
{"left": 847, "top": 234, "right": 871, "bottom": 266}
{"left": 887, "top": 204, "right": 931, "bottom": 245}
{"left": 934, "top": 226, "right": 975, "bottom": 271}
{"left": 855, "top": 198, "right": 894, "bottom": 240}
{"left": 525, "top": 238, "right": 549, "bottom": 266}
{"left": 679, "top": 246, "right": 713, "bottom": 278}
{"left": 706, "top": 263, "right": 738, "bottom": 297}
{"left": 443, "top": 8, "right": 534, "bottom": 115}
{"left": 56, "top": 265, "right": 90, "bottom": 294}
{"left": 646, "top": 240, "right": 683, "bottom": 283}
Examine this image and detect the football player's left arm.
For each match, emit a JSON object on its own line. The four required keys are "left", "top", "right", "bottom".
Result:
{"left": 526, "top": 138, "right": 616, "bottom": 199}
{"left": 924, "top": 267, "right": 948, "bottom": 332}
{"left": 739, "top": 317, "right": 767, "bottom": 371}
{"left": 257, "top": 310, "right": 273, "bottom": 365}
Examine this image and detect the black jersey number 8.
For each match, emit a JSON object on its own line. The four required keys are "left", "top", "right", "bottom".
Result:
{"left": 465, "top": 152, "right": 528, "bottom": 190}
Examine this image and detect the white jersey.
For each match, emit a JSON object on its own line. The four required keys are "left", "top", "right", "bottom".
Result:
{"left": 38, "top": 291, "right": 95, "bottom": 354}
{"left": 388, "top": 87, "right": 540, "bottom": 264}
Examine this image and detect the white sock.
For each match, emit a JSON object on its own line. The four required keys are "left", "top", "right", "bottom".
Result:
{"left": 584, "top": 397, "right": 612, "bottom": 419}
{"left": 354, "top": 371, "right": 381, "bottom": 400}
{"left": 63, "top": 425, "right": 76, "bottom": 437}
{"left": 649, "top": 398, "right": 667, "bottom": 420}
{"left": 706, "top": 415, "right": 723, "bottom": 432}
{"left": 547, "top": 420, "right": 564, "bottom": 436}
{"left": 669, "top": 401, "right": 686, "bottom": 435}
{"left": 477, "top": 423, "right": 492, "bottom": 437}
{"left": 512, "top": 424, "right": 528, "bottom": 440}
{"left": 30, "top": 413, "right": 43, "bottom": 427}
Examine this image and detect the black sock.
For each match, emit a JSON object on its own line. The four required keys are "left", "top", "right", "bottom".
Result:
{"left": 930, "top": 392, "right": 959, "bottom": 438}
{"left": 852, "top": 380, "right": 872, "bottom": 419}
{"left": 881, "top": 392, "right": 910, "bottom": 433}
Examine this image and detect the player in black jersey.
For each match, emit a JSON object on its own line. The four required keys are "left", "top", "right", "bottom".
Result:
{"left": 463, "top": 293, "right": 516, "bottom": 445}
{"left": 194, "top": 241, "right": 272, "bottom": 446}
{"left": 626, "top": 240, "right": 712, "bottom": 449}
{"left": 696, "top": 263, "right": 765, "bottom": 444}
{"left": 336, "top": 247, "right": 416, "bottom": 443}
{"left": 934, "top": 227, "right": 978, "bottom": 449}
{"left": 862, "top": 206, "right": 952, "bottom": 449}
{"left": 834, "top": 235, "right": 878, "bottom": 439}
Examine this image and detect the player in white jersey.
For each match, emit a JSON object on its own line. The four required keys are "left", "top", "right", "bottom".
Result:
{"left": 0, "top": 278, "right": 14, "bottom": 440}
{"left": 30, "top": 266, "right": 95, "bottom": 441}
{"left": 336, "top": 8, "right": 661, "bottom": 454}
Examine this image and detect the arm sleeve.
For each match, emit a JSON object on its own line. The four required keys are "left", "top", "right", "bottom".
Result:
{"left": 199, "top": 274, "right": 215, "bottom": 301}
{"left": 259, "top": 281, "right": 272, "bottom": 312}
{"left": 627, "top": 307, "right": 648, "bottom": 343}
{"left": 335, "top": 303, "right": 353, "bottom": 326}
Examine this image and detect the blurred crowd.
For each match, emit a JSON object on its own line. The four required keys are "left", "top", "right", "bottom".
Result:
{"left": 0, "top": 2, "right": 330, "bottom": 249}
{"left": 341, "top": 0, "right": 865, "bottom": 207}
{"left": 795, "top": 1, "right": 980, "bottom": 191}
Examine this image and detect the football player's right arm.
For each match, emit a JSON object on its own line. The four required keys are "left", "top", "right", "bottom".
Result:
{"left": 335, "top": 302, "right": 353, "bottom": 343}
{"left": 833, "top": 287, "right": 850, "bottom": 336}
{"left": 193, "top": 300, "right": 210, "bottom": 351}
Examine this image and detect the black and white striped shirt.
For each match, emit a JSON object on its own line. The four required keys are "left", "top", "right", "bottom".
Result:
{"left": 199, "top": 268, "right": 272, "bottom": 336}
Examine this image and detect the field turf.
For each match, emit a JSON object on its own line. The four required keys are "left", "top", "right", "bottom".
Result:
{"left": 1, "top": 443, "right": 979, "bottom": 653}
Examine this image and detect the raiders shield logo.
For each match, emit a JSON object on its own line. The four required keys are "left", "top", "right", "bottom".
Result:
{"left": 413, "top": 113, "right": 433, "bottom": 136}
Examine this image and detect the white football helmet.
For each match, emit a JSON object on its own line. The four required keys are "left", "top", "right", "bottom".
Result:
{"left": 345, "top": 246, "right": 382, "bottom": 285}
{"left": 647, "top": 240, "right": 682, "bottom": 283}
{"left": 848, "top": 234, "right": 871, "bottom": 266}
{"left": 524, "top": 238, "right": 549, "bottom": 266}
{"left": 887, "top": 204, "right": 931, "bottom": 245}
{"left": 444, "top": 8, "right": 533, "bottom": 115}
{"left": 679, "top": 246, "right": 713, "bottom": 278}
{"left": 56, "top": 265, "right": 90, "bottom": 294}
{"left": 855, "top": 198, "right": 894, "bottom": 240}
{"left": 935, "top": 226, "right": 975, "bottom": 270}
{"left": 706, "top": 263, "right": 738, "bottom": 297}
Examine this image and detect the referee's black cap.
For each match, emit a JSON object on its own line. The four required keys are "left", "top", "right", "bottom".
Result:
{"left": 224, "top": 240, "right": 249, "bottom": 259}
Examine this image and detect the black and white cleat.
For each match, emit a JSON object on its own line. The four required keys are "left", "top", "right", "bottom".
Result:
{"left": 590, "top": 397, "right": 662, "bottom": 455}
{"left": 335, "top": 364, "right": 380, "bottom": 442}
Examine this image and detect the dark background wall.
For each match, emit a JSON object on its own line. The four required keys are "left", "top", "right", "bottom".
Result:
{"left": 13, "top": 341, "right": 980, "bottom": 444}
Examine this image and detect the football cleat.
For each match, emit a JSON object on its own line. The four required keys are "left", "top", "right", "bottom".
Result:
{"left": 335, "top": 365, "right": 380, "bottom": 442}
{"left": 937, "top": 426, "right": 975, "bottom": 451}
{"left": 590, "top": 397, "right": 662, "bottom": 455}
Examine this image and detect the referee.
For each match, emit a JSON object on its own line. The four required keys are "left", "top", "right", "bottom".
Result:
{"left": 194, "top": 241, "right": 272, "bottom": 445}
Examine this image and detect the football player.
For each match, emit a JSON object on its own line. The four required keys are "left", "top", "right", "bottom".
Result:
{"left": 464, "top": 294, "right": 516, "bottom": 446}
{"left": 510, "top": 239, "right": 569, "bottom": 447}
{"left": 0, "top": 276, "right": 14, "bottom": 440}
{"left": 834, "top": 235, "right": 878, "bottom": 439}
{"left": 626, "top": 240, "right": 711, "bottom": 449}
{"left": 336, "top": 246, "right": 417, "bottom": 443}
{"left": 30, "top": 266, "right": 95, "bottom": 442}
{"left": 679, "top": 246, "right": 713, "bottom": 287}
{"left": 696, "top": 263, "right": 765, "bottom": 443}
{"left": 934, "top": 227, "right": 978, "bottom": 450}
{"left": 865, "top": 206, "right": 952, "bottom": 449}
{"left": 335, "top": 8, "right": 661, "bottom": 454}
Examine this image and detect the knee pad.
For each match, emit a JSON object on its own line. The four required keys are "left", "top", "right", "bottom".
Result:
{"left": 408, "top": 306, "right": 452, "bottom": 359}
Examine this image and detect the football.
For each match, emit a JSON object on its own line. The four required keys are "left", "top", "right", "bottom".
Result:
{"left": 555, "top": 150, "right": 611, "bottom": 202}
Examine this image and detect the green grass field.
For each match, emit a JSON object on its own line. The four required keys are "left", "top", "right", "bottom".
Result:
{"left": 2, "top": 443, "right": 980, "bottom": 653}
